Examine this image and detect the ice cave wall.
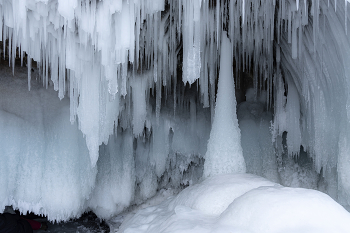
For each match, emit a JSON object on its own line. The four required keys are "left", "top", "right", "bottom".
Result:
{"left": 1, "top": 0, "right": 350, "bottom": 221}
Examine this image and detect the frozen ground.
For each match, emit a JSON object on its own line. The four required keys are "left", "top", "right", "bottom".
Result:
{"left": 31, "top": 173, "right": 350, "bottom": 233}
{"left": 115, "top": 173, "right": 350, "bottom": 233}
{"left": 31, "top": 189, "right": 178, "bottom": 233}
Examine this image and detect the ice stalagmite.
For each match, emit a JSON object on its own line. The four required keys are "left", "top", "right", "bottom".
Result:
{"left": 204, "top": 33, "right": 246, "bottom": 177}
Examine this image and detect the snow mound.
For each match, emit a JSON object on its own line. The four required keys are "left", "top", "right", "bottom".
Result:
{"left": 118, "top": 174, "right": 350, "bottom": 233}
{"left": 219, "top": 186, "right": 350, "bottom": 233}
{"left": 168, "top": 173, "right": 278, "bottom": 215}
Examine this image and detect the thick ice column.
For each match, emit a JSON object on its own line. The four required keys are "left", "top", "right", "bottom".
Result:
{"left": 204, "top": 32, "right": 246, "bottom": 177}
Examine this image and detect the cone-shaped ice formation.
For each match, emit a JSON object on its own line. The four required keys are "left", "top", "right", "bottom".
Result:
{"left": 204, "top": 33, "right": 246, "bottom": 177}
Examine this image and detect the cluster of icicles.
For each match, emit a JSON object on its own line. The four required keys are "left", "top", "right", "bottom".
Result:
{"left": 1, "top": 0, "right": 350, "bottom": 205}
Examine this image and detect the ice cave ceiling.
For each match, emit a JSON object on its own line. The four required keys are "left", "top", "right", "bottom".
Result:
{"left": 1, "top": 0, "right": 350, "bottom": 221}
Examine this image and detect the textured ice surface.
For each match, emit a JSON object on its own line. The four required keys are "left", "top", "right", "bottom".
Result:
{"left": 0, "top": 63, "right": 210, "bottom": 221}
{"left": 1, "top": 0, "right": 350, "bottom": 220}
{"left": 204, "top": 33, "right": 246, "bottom": 177}
{"left": 0, "top": 65, "right": 96, "bottom": 221}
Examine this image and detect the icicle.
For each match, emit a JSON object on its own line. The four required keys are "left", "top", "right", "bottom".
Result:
{"left": 12, "top": 29, "right": 15, "bottom": 75}
{"left": 216, "top": 0, "right": 220, "bottom": 49}
{"left": 2, "top": 27, "right": 5, "bottom": 60}
{"left": 156, "top": 76, "right": 161, "bottom": 123}
{"left": 51, "top": 40, "right": 59, "bottom": 91}
{"left": 314, "top": 0, "right": 319, "bottom": 53}
{"left": 298, "top": 24, "right": 302, "bottom": 59}
{"left": 121, "top": 62, "right": 127, "bottom": 96}
{"left": 0, "top": 9, "right": 2, "bottom": 41}
{"left": 302, "top": 0, "right": 308, "bottom": 26}
{"left": 346, "top": 0, "right": 348, "bottom": 35}
{"left": 8, "top": 28, "right": 11, "bottom": 67}
{"left": 27, "top": 55, "right": 31, "bottom": 91}
{"left": 288, "top": 8, "right": 292, "bottom": 43}
{"left": 182, "top": 0, "right": 201, "bottom": 84}
{"left": 292, "top": 16, "right": 298, "bottom": 59}
{"left": 277, "top": 3, "right": 281, "bottom": 44}
{"left": 153, "top": 13, "right": 158, "bottom": 83}
{"left": 45, "top": 49, "right": 49, "bottom": 89}
{"left": 297, "top": 0, "right": 299, "bottom": 11}
{"left": 242, "top": 0, "right": 245, "bottom": 25}
{"left": 336, "top": 0, "right": 337, "bottom": 11}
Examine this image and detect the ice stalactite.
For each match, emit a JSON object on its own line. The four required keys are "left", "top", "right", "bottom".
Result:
{"left": 0, "top": 0, "right": 168, "bottom": 167}
{"left": 182, "top": 0, "right": 202, "bottom": 84}
{"left": 0, "top": 70, "right": 96, "bottom": 221}
{"left": 273, "top": 0, "right": 350, "bottom": 204}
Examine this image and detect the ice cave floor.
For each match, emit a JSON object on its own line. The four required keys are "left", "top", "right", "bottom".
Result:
{"left": 30, "top": 173, "right": 350, "bottom": 233}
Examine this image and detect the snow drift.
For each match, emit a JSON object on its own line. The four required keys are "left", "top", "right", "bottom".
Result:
{"left": 118, "top": 173, "right": 350, "bottom": 233}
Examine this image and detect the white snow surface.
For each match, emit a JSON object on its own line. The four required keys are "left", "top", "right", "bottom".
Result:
{"left": 117, "top": 173, "right": 350, "bottom": 233}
